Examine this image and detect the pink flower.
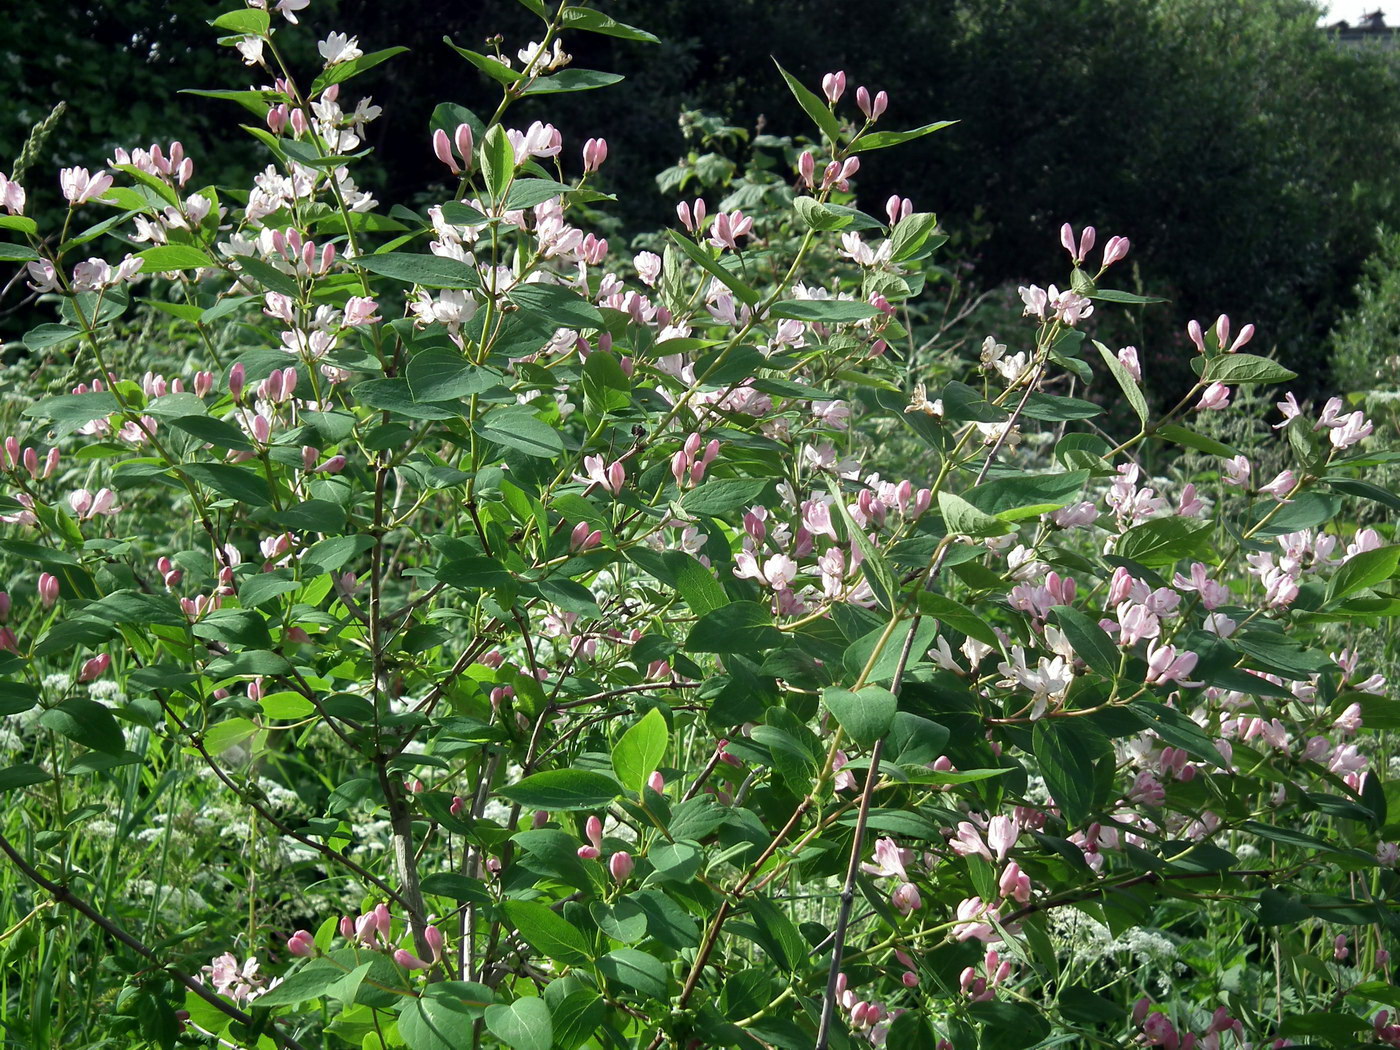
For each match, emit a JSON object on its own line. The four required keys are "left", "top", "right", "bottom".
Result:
{"left": 708, "top": 210, "right": 754, "bottom": 250}
{"left": 1328, "top": 411, "right": 1373, "bottom": 449}
{"left": 1145, "top": 642, "right": 1199, "bottom": 686}
{"left": 1059, "top": 223, "right": 1095, "bottom": 265}
{"left": 344, "top": 296, "right": 380, "bottom": 326}
{"left": 1101, "top": 235, "right": 1130, "bottom": 268}
{"left": 891, "top": 882, "right": 922, "bottom": 915}
{"left": 287, "top": 930, "right": 315, "bottom": 957}
{"left": 1195, "top": 382, "right": 1231, "bottom": 412}
{"left": 1117, "top": 345, "right": 1142, "bottom": 382}
{"left": 576, "top": 454, "right": 625, "bottom": 495}
{"left": 634, "top": 251, "right": 662, "bottom": 286}
{"left": 0, "top": 173, "right": 26, "bottom": 216}
{"left": 1259, "top": 470, "right": 1297, "bottom": 500}
{"left": 821, "top": 70, "right": 847, "bottom": 104}
{"left": 60, "top": 167, "right": 113, "bottom": 206}
{"left": 37, "top": 573, "right": 59, "bottom": 608}
{"left": 78, "top": 653, "right": 111, "bottom": 682}
{"left": 862, "top": 837, "right": 911, "bottom": 880}
{"left": 582, "top": 137, "right": 608, "bottom": 173}
{"left": 608, "top": 851, "right": 634, "bottom": 882}
{"left": 856, "top": 86, "right": 888, "bottom": 120}
{"left": 1187, "top": 319, "right": 1206, "bottom": 354}
{"left": 986, "top": 815, "right": 1019, "bottom": 860}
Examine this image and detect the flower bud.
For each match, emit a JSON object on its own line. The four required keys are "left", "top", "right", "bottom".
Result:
{"left": 608, "top": 851, "right": 634, "bottom": 882}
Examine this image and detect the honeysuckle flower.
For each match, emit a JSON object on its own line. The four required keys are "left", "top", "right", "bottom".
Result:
{"left": 287, "top": 930, "right": 315, "bottom": 957}
{"left": 952, "top": 897, "right": 1000, "bottom": 942}
{"left": 1101, "top": 235, "right": 1130, "bottom": 267}
{"left": 582, "top": 137, "right": 608, "bottom": 173}
{"left": 885, "top": 194, "right": 913, "bottom": 226}
{"left": 0, "top": 173, "right": 25, "bottom": 215}
{"left": 317, "top": 32, "right": 362, "bottom": 65}
{"left": 986, "top": 815, "right": 1019, "bottom": 860}
{"left": 821, "top": 70, "right": 847, "bottom": 104}
{"left": 862, "top": 837, "right": 911, "bottom": 880}
{"left": 707, "top": 210, "right": 753, "bottom": 250}
{"left": 608, "top": 851, "right": 633, "bottom": 882}
{"left": 1328, "top": 410, "right": 1373, "bottom": 449}
{"left": 61, "top": 167, "right": 114, "bottom": 206}
{"left": 1259, "top": 469, "right": 1297, "bottom": 500}
{"left": 272, "top": 0, "right": 310, "bottom": 23}
{"left": 1145, "top": 642, "right": 1200, "bottom": 686}
{"left": 1059, "top": 223, "right": 1095, "bottom": 264}
{"left": 1222, "top": 455, "right": 1251, "bottom": 487}
{"left": 891, "top": 882, "right": 922, "bottom": 915}
{"left": 856, "top": 86, "right": 888, "bottom": 120}
{"left": 1117, "top": 345, "right": 1142, "bottom": 381}
{"left": 1196, "top": 382, "right": 1231, "bottom": 411}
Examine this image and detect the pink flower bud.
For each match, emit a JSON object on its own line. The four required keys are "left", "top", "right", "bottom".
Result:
{"left": 424, "top": 924, "right": 444, "bottom": 963}
{"left": 586, "top": 815, "right": 604, "bottom": 849}
{"left": 1186, "top": 319, "right": 1206, "bottom": 354}
{"left": 1133, "top": 997, "right": 1153, "bottom": 1024}
{"left": 37, "top": 573, "right": 59, "bottom": 608}
{"left": 821, "top": 70, "right": 847, "bottom": 105}
{"left": 449, "top": 795, "right": 464, "bottom": 817}
{"left": 372, "top": 903, "right": 392, "bottom": 938}
{"left": 1102, "top": 235, "right": 1130, "bottom": 267}
{"left": 454, "top": 124, "right": 474, "bottom": 171}
{"left": 78, "top": 653, "right": 111, "bottom": 682}
{"left": 228, "top": 363, "right": 246, "bottom": 401}
{"left": 394, "top": 948, "right": 432, "bottom": 970}
{"left": 901, "top": 970, "right": 919, "bottom": 987}
{"left": 798, "top": 150, "right": 816, "bottom": 187}
{"left": 608, "top": 851, "right": 634, "bottom": 882}
{"left": 433, "top": 128, "right": 461, "bottom": 174}
{"left": 582, "top": 137, "right": 608, "bottom": 173}
{"left": 287, "top": 929, "right": 315, "bottom": 957}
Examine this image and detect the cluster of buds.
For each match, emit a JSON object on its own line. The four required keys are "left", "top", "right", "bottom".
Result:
{"left": 432, "top": 123, "right": 475, "bottom": 176}
{"left": 834, "top": 972, "right": 891, "bottom": 1044}
{"left": 1132, "top": 998, "right": 1243, "bottom": 1049}
{"left": 110, "top": 141, "right": 193, "bottom": 187}
{"left": 1, "top": 438, "right": 59, "bottom": 481}
{"left": 1059, "top": 222, "right": 1130, "bottom": 270}
{"left": 671, "top": 434, "right": 720, "bottom": 489}
{"left": 960, "top": 947, "right": 1014, "bottom": 1002}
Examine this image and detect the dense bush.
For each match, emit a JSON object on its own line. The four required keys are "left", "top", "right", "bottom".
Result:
{"left": 0, "top": 3, "right": 1398, "bottom": 1050}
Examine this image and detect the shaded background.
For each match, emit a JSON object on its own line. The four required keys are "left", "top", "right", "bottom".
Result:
{"left": 6, "top": 0, "right": 1400, "bottom": 392}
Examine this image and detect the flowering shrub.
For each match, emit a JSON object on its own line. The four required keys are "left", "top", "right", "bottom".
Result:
{"left": 0, "top": 4, "right": 1397, "bottom": 1050}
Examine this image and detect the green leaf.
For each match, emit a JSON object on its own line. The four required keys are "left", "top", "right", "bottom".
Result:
{"left": 1094, "top": 340, "right": 1148, "bottom": 425}
{"left": 686, "top": 602, "right": 781, "bottom": 653}
{"left": 407, "top": 347, "right": 503, "bottom": 401}
{"left": 1033, "top": 720, "right": 1106, "bottom": 826}
{"left": 474, "top": 407, "right": 564, "bottom": 459}
{"left": 0, "top": 764, "right": 51, "bottom": 792}
{"left": 1115, "top": 516, "right": 1211, "bottom": 567}
{"left": 1155, "top": 423, "right": 1239, "bottom": 458}
{"left": 680, "top": 478, "right": 771, "bottom": 517}
{"left": 509, "top": 283, "right": 604, "bottom": 329}
{"left": 420, "top": 873, "right": 493, "bottom": 904}
{"left": 769, "top": 299, "right": 881, "bottom": 323}
{"left": 938, "top": 491, "right": 1013, "bottom": 538}
{"left": 663, "top": 552, "right": 728, "bottom": 616}
{"left": 613, "top": 708, "right": 668, "bottom": 793}
{"left": 822, "top": 685, "right": 898, "bottom": 749}
{"left": 889, "top": 212, "right": 939, "bottom": 261}
{"left": 522, "top": 68, "right": 624, "bottom": 94}
{"left": 914, "top": 593, "right": 1002, "bottom": 649}
{"left": 793, "top": 197, "right": 853, "bottom": 231}
{"left": 773, "top": 60, "right": 842, "bottom": 144}
{"left": 498, "top": 769, "right": 621, "bottom": 811}
{"left": 1205, "top": 353, "right": 1297, "bottom": 385}
{"left": 1049, "top": 606, "right": 1118, "bottom": 679}
{"left": 169, "top": 414, "right": 253, "bottom": 452}
{"left": 965, "top": 470, "right": 1089, "bottom": 520}
{"left": 211, "top": 8, "right": 269, "bottom": 34}
{"left": 851, "top": 120, "right": 956, "bottom": 152}
{"left": 181, "top": 462, "right": 272, "bottom": 506}
{"left": 250, "top": 960, "right": 347, "bottom": 1007}
{"left": 596, "top": 948, "right": 667, "bottom": 1000}
{"left": 548, "top": 990, "right": 605, "bottom": 1050}
{"left": 357, "top": 252, "right": 479, "bottom": 290}
{"left": 504, "top": 178, "right": 573, "bottom": 211}
{"left": 1326, "top": 545, "right": 1400, "bottom": 605}
{"left": 1087, "top": 288, "right": 1166, "bottom": 305}
{"left": 480, "top": 124, "right": 515, "bottom": 202}
{"left": 136, "top": 244, "right": 216, "bottom": 273}
{"left": 484, "top": 997, "right": 553, "bottom": 1050}
{"left": 502, "top": 900, "right": 593, "bottom": 965}
{"left": 558, "top": 7, "right": 659, "bottom": 42}
{"left": 0, "top": 243, "right": 40, "bottom": 262}
{"left": 39, "top": 698, "right": 124, "bottom": 755}
{"left": 311, "top": 46, "right": 409, "bottom": 96}
{"left": 400, "top": 987, "right": 488, "bottom": 1050}
{"left": 22, "top": 324, "right": 80, "bottom": 352}
{"left": 443, "top": 38, "right": 523, "bottom": 85}
{"left": 664, "top": 229, "right": 759, "bottom": 305}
